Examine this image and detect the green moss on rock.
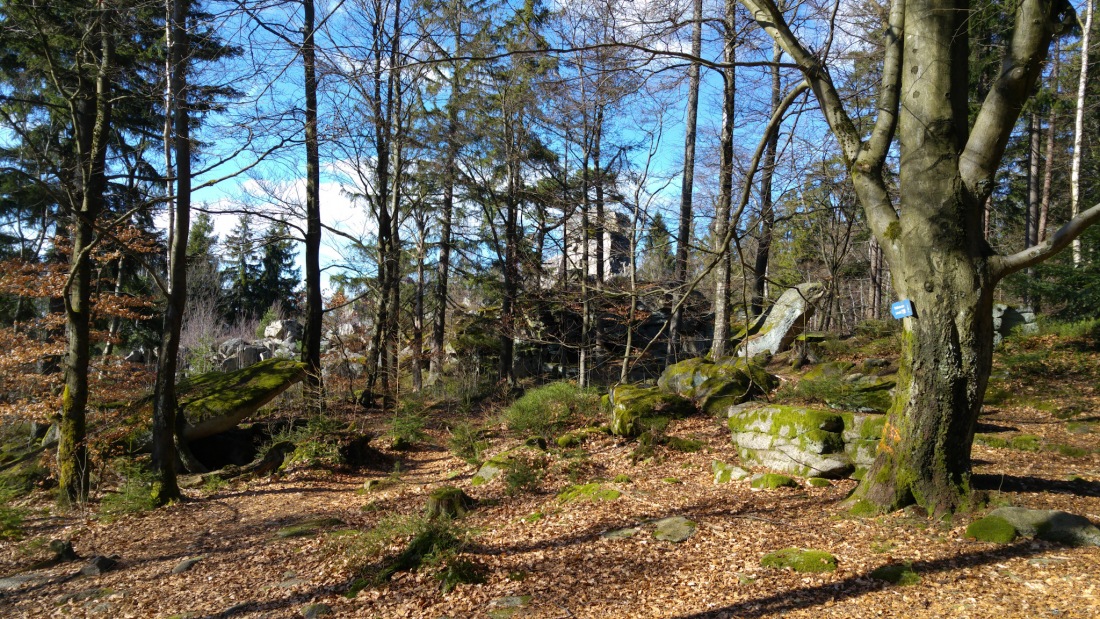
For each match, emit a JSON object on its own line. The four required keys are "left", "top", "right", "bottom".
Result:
{"left": 658, "top": 357, "right": 776, "bottom": 415}
{"left": 558, "top": 483, "right": 621, "bottom": 502}
{"left": 966, "top": 515, "right": 1018, "bottom": 543}
{"left": 607, "top": 384, "right": 694, "bottom": 437}
{"left": 760, "top": 548, "right": 837, "bottom": 573}
{"left": 848, "top": 499, "right": 880, "bottom": 518}
{"left": 711, "top": 460, "right": 750, "bottom": 484}
{"left": 750, "top": 473, "right": 798, "bottom": 489}
{"left": 808, "top": 477, "right": 832, "bottom": 487}
{"left": 179, "top": 358, "right": 307, "bottom": 423}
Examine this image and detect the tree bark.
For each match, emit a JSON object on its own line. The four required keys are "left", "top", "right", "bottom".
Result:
{"left": 710, "top": 0, "right": 737, "bottom": 359}
{"left": 740, "top": 0, "right": 1085, "bottom": 515}
{"left": 750, "top": 41, "right": 782, "bottom": 318}
{"left": 59, "top": 10, "right": 114, "bottom": 508}
{"left": 669, "top": 0, "right": 703, "bottom": 361}
{"left": 302, "top": 0, "right": 325, "bottom": 413}
{"left": 1070, "top": 0, "right": 1093, "bottom": 266}
{"left": 151, "top": 0, "right": 193, "bottom": 505}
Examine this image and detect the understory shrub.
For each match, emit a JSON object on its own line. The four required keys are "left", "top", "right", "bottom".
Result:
{"left": 99, "top": 460, "right": 157, "bottom": 521}
{"left": 502, "top": 382, "right": 600, "bottom": 438}
{"left": 342, "top": 515, "right": 466, "bottom": 595}
{"left": 447, "top": 422, "right": 488, "bottom": 466}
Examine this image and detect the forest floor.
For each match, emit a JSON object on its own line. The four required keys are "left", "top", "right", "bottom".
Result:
{"left": 1, "top": 331, "right": 1100, "bottom": 619}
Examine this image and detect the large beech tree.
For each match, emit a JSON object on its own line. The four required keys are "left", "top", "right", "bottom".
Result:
{"left": 739, "top": 0, "right": 1100, "bottom": 514}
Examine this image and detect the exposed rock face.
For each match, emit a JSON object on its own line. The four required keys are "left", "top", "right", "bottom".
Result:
{"left": 658, "top": 357, "right": 777, "bottom": 415}
{"left": 264, "top": 319, "right": 303, "bottom": 342}
{"left": 727, "top": 404, "right": 885, "bottom": 479}
{"left": 993, "top": 304, "right": 1038, "bottom": 345}
{"left": 740, "top": 282, "right": 826, "bottom": 357}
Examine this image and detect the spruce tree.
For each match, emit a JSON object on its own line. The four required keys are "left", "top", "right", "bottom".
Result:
{"left": 256, "top": 221, "right": 301, "bottom": 315}
{"left": 220, "top": 214, "right": 263, "bottom": 321}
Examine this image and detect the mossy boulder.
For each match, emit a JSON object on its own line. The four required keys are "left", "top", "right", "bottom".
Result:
{"left": 965, "top": 515, "right": 1018, "bottom": 543}
{"left": 828, "top": 374, "right": 896, "bottom": 413}
{"left": 760, "top": 548, "right": 837, "bottom": 573}
{"left": 798, "top": 362, "right": 896, "bottom": 413}
{"left": 740, "top": 282, "right": 827, "bottom": 357}
{"left": 728, "top": 405, "right": 884, "bottom": 479}
{"left": 179, "top": 359, "right": 308, "bottom": 441}
{"left": 656, "top": 357, "right": 777, "bottom": 415}
{"left": 471, "top": 450, "right": 512, "bottom": 486}
{"left": 870, "top": 562, "right": 920, "bottom": 585}
{"left": 607, "top": 384, "right": 693, "bottom": 437}
{"left": 986, "top": 506, "right": 1100, "bottom": 546}
{"left": 652, "top": 516, "right": 696, "bottom": 543}
{"left": 801, "top": 361, "right": 855, "bottom": 381}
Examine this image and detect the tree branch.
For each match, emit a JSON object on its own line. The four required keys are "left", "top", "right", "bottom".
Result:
{"left": 738, "top": 0, "right": 863, "bottom": 164}
{"left": 994, "top": 202, "right": 1100, "bottom": 279}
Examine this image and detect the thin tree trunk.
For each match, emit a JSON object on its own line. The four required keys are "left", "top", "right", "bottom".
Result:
{"left": 1070, "top": 0, "right": 1093, "bottom": 266}
{"left": 60, "top": 11, "right": 114, "bottom": 508}
{"left": 412, "top": 213, "right": 426, "bottom": 392}
{"left": 579, "top": 113, "right": 592, "bottom": 388}
{"left": 751, "top": 42, "right": 782, "bottom": 318}
{"left": 869, "top": 237, "right": 882, "bottom": 320}
{"left": 1038, "top": 40, "right": 1059, "bottom": 243}
{"left": 302, "top": 0, "right": 325, "bottom": 412}
{"left": 387, "top": 0, "right": 403, "bottom": 404}
{"left": 669, "top": 0, "right": 703, "bottom": 361}
{"left": 499, "top": 156, "right": 519, "bottom": 386}
{"left": 593, "top": 105, "right": 605, "bottom": 369}
{"left": 102, "top": 256, "right": 125, "bottom": 359}
{"left": 1026, "top": 112, "right": 1040, "bottom": 250}
{"left": 151, "top": 0, "right": 193, "bottom": 505}
{"left": 430, "top": 107, "right": 457, "bottom": 383}
{"left": 710, "top": 0, "right": 737, "bottom": 359}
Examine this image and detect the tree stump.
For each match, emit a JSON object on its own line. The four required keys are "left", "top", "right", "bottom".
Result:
{"left": 424, "top": 487, "right": 476, "bottom": 519}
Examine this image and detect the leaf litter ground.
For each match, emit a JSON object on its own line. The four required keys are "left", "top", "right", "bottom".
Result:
{"left": 2, "top": 354, "right": 1099, "bottom": 617}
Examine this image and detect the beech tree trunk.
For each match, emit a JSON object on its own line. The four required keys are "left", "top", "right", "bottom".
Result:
{"left": 741, "top": 0, "right": 1096, "bottom": 515}
{"left": 750, "top": 42, "right": 782, "bottom": 318}
{"left": 710, "top": 0, "right": 737, "bottom": 359}
{"left": 1070, "top": 0, "right": 1093, "bottom": 266}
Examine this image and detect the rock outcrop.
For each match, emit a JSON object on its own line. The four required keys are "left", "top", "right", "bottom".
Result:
{"left": 657, "top": 357, "right": 777, "bottom": 415}
{"left": 727, "top": 404, "right": 885, "bottom": 478}
{"left": 607, "top": 384, "right": 694, "bottom": 437}
{"left": 739, "top": 282, "right": 826, "bottom": 357}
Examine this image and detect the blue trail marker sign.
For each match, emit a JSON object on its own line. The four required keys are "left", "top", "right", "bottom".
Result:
{"left": 890, "top": 300, "right": 915, "bottom": 320}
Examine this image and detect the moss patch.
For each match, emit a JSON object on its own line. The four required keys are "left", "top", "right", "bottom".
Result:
{"left": 607, "top": 384, "right": 694, "bottom": 437}
{"left": 870, "top": 562, "right": 920, "bottom": 585}
{"left": 760, "top": 548, "right": 837, "bottom": 573}
{"left": 557, "top": 483, "right": 621, "bottom": 503}
{"left": 179, "top": 358, "right": 307, "bottom": 423}
{"left": 750, "top": 473, "right": 798, "bottom": 489}
{"left": 965, "top": 515, "right": 1018, "bottom": 543}
{"left": 808, "top": 477, "right": 832, "bottom": 487}
{"left": 848, "top": 499, "right": 880, "bottom": 518}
